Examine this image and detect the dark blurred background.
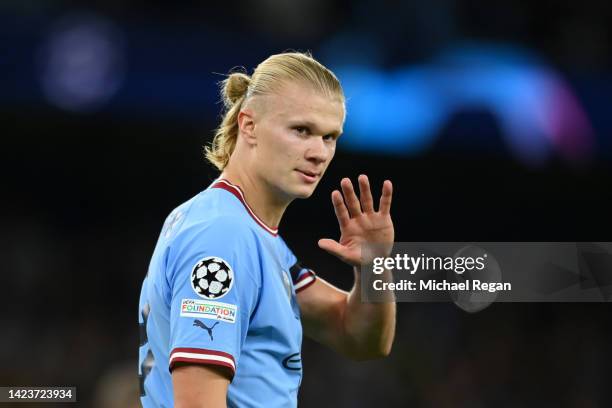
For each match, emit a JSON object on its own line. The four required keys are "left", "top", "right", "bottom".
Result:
{"left": 2, "top": 0, "right": 611, "bottom": 407}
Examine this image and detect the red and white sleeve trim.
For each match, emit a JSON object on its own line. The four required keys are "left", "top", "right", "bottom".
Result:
{"left": 294, "top": 270, "right": 316, "bottom": 293}
{"left": 169, "top": 347, "right": 236, "bottom": 376}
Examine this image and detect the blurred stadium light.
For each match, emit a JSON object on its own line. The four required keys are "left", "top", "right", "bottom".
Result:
{"left": 332, "top": 43, "right": 594, "bottom": 166}
{"left": 38, "top": 12, "right": 126, "bottom": 112}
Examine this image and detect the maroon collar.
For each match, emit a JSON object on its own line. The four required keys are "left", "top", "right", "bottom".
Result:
{"left": 211, "top": 179, "right": 279, "bottom": 237}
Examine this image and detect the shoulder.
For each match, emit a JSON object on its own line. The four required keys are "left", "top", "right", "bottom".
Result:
{"left": 174, "top": 215, "right": 259, "bottom": 253}
{"left": 169, "top": 184, "right": 255, "bottom": 244}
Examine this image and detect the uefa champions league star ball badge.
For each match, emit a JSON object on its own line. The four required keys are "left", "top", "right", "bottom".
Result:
{"left": 191, "top": 257, "right": 234, "bottom": 299}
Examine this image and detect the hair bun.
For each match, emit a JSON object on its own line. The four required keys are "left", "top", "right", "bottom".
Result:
{"left": 222, "top": 72, "right": 251, "bottom": 108}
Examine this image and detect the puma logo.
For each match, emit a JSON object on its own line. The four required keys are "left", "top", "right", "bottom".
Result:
{"left": 193, "top": 319, "right": 219, "bottom": 341}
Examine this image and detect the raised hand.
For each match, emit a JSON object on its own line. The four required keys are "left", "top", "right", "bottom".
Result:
{"left": 318, "top": 175, "right": 394, "bottom": 267}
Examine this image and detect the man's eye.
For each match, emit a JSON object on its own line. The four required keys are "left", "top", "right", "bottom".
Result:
{"left": 323, "top": 134, "right": 337, "bottom": 141}
{"left": 294, "top": 127, "right": 308, "bottom": 135}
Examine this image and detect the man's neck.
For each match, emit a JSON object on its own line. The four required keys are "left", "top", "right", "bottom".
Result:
{"left": 220, "top": 167, "right": 290, "bottom": 230}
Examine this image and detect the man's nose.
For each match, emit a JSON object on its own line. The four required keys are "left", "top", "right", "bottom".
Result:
{"left": 305, "top": 137, "right": 329, "bottom": 163}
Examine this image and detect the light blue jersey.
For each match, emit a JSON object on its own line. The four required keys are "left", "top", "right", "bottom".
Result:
{"left": 138, "top": 179, "right": 316, "bottom": 408}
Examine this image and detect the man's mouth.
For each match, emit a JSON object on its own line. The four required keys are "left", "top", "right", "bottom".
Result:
{"left": 295, "top": 169, "right": 320, "bottom": 183}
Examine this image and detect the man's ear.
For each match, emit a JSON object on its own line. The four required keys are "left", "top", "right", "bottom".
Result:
{"left": 237, "top": 109, "right": 257, "bottom": 146}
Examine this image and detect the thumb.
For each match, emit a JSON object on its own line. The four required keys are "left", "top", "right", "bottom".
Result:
{"left": 318, "top": 238, "right": 345, "bottom": 258}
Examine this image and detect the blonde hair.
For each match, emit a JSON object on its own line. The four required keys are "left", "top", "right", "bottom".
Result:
{"left": 205, "top": 51, "right": 345, "bottom": 171}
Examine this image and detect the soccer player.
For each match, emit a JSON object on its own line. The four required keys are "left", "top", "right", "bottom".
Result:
{"left": 138, "top": 52, "right": 396, "bottom": 408}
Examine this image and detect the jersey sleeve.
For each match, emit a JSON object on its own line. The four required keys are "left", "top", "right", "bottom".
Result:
{"left": 165, "top": 217, "right": 261, "bottom": 379}
{"left": 281, "top": 238, "right": 317, "bottom": 293}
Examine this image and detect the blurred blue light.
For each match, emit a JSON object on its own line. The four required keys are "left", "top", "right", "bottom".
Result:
{"left": 337, "top": 66, "right": 445, "bottom": 154}
{"left": 38, "top": 13, "right": 126, "bottom": 113}
{"left": 330, "top": 42, "right": 593, "bottom": 164}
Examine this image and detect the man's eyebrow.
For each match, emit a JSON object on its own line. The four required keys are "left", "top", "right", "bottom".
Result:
{"left": 290, "top": 119, "right": 342, "bottom": 137}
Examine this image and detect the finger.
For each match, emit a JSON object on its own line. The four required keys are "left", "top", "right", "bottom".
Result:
{"left": 341, "top": 178, "right": 362, "bottom": 218}
{"left": 378, "top": 180, "right": 393, "bottom": 214}
{"left": 331, "top": 190, "right": 350, "bottom": 228}
{"left": 358, "top": 174, "right": 374, "bottom": 213}
{"left": 318, "top": 238, "right": 346, "bottom": 259}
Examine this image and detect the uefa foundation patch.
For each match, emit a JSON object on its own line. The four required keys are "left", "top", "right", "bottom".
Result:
{"left": 191, "top": 256, "right": 234, "bottom": 299}
{"left": 180, "top": 299, "right": 237, "bottom": 323}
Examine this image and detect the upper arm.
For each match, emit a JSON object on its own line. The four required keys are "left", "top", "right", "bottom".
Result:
{"left": 297, "top": 274, "right": 395, "bottom": 360}
{"left": 172, "top": 364, "right": 229, "bottom": 408}
{"left": 296, "top": 276, "right": 350, "bottom": 354}
{"left": 282, "top": 240, "right": 358, "bottom": 355}
{"left": 166, "top": 219, "right": 260, "bottom": 399}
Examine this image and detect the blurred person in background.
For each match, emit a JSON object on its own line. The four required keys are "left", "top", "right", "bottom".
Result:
{"left": 138, "top": 51, "right": 396, "bottom": 407}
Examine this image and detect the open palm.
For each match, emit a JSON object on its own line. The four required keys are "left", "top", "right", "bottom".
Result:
{"left": 319, "top": 175, "right": 394, "bottom": 267}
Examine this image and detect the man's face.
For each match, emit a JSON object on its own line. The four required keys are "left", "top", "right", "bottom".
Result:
{"left": 248, "top": 82, "right": 345, "bottom": 200}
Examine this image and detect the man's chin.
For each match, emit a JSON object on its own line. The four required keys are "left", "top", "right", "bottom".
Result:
{"left": 295, "top": 191, "right": 314, "bottom": 199}
{"left": 291, "top": 188, "right": 315, "bottom": 199}
{"left": 289, "top": 184, "right": 317, "bottom": 199}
